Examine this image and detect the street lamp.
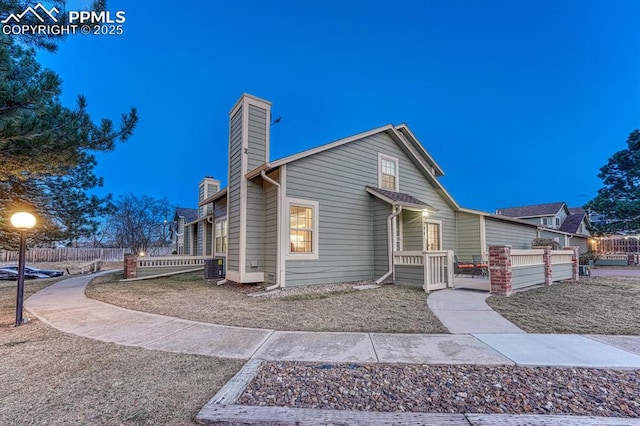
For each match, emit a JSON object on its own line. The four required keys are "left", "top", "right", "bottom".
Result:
{"left": 10, "top": 211, "right": 36, "bottom": 327}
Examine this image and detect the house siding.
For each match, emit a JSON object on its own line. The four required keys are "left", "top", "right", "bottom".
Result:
{"left": 263, "top": 172, "right": 279, "bottom": 284}
{"left": 227, "top": 108, "right": 243, "bottom": 272}
{"left": 197, "top": 222, "right": 204, "bottom": 256}
{"left": 395, "top": 265, "right": 423, "bottom": 287}
{"left": 247, "top": 104, "right": 267, "bottom": 171}
{"left": 205, "top": 222, "right": 213, "bottom": 256}
{"left": 456, "top": 212, "right": 481, "bottom": 262}
{"left": 284, "top": 132, "right": 457, "bottom": 287}
{"left": 372, "top": 197, "right": 390, "bottom": 278}
{"left": 485, "top": 218, "right": 537, "bottom": 249}
{"left": 572, "top": 236, "right": 588, "bottom": 255}
{"left": 539, "top": 229, "right": 569, "bottom": 246}
{"left": 245, "top": 178, "right": 264, "bottom": 273}
{"left": 402, "top": 211, "right": 423, "bottom": 251}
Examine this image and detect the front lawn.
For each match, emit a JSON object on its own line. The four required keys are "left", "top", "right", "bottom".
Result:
{"left": 486, "top": 276, "right": 640, "bottom": 335}
{"left": 86, "top": 272, "right": 448, "bottom": 334}
{"left": 0, "top": 278, "right": 242, "bottom": 425}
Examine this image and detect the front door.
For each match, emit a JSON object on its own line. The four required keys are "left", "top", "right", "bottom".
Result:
{"left": 423, "top": 220, "right": 441, "bottom": 251}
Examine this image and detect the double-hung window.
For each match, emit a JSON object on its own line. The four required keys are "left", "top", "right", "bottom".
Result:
{"left": 287, "top": 198, "right": 319, "bottom": 260}
{"left": 215, "top": 219, "right": 227, "bottom": 254}
{"left": 378, "top": 153, "right": 399, "bottom": 191}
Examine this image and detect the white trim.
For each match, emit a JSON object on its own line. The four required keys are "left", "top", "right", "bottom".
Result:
{"left": 285, "top": 197, "right": 319, "bottom": 260}
{"left": 393, "top": 124, "right": 445, "bottom": 176}
{"left": 243, "top": 272, "right": 265, "bottom": 283}
{"left": 238, "top": 98, "right": 249, "bottom": 281}
{"left": 269, "top": 124, "right": 395, "bottom": 169}
{"left": 393, "top": 214, "right": 403, "bottom": 251}
{"left": 378, "top": 152, "right": 400, "bottom": 192}
{"left": 479, "top": 214, "right": 487, "bottom": 258}
{"left": 226, "top": 270, "right": 240, "bottom": 282}
{"left": 279, "top": 165, "right": 287, "bottom": 287}
{"left": 214, "top": 217, "right": 228, "bottom": 258}
{"left": 423, "top": 219, "right": 443, "bottom": 251}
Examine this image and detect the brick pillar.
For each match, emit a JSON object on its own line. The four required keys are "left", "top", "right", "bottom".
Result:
{"left": 489, "top": 245, "right": 512, "bottom": 296}
{"left": 541, "top": 246, "right": 552, "bottom": 286}
{"left": 564, "top": 246, "right": 579, "bottom": 281}
{"left": 124, "top": 254, "right": 137, "bottom": 279}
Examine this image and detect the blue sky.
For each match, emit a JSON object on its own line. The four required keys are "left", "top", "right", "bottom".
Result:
{"left": 36, "top": 0, "right": 640, "bottom": 214}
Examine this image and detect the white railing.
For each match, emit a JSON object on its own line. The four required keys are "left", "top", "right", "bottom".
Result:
{"left": 394, "top": 250, "right": 454, "bottom": 293}
{"left": 597, "top": 254, "right": 628, "bottom": 261}
{"left": 510, "top": 249, "right": 544, "bottom": 268}
{"left": 137, "top": 256, "right": 211, "bottom": 268}
{"left": 550, "top": 250, "right": 573, "bottom": 265}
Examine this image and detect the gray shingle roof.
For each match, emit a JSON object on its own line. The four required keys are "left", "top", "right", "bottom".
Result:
{"left": 559, "top": 212, "right": 586, "bottom": 233}
{"left": 496, "top": 202, "right": 566, "bottom": 218}
{"left": 366, "top": 186, "right": 438, "bottom": 211}
{"left": 175, "top": 207, "right": 198, "bottom": 223}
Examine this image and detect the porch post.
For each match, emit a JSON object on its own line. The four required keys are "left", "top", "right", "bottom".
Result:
{"left": 423, "top": 252, "right": 430, "bottom": 293}
{"left": 489, "top": 245, "right": 512, "bottom": 296}
{"left": 124, "top": 254, "right": 137, "bottom": 279}
{"left": 564, "top": 246, "right": 579, "bottom": 281}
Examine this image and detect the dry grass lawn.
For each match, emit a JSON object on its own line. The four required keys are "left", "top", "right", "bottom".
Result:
{"left": 487, "top": 276, "right": 640, "bottom": 335}
{"left": 0, "top": 278, "right": 243, "bottom": 425}
{"left": 86, "top": 272, "right": 448, "bottom": 334}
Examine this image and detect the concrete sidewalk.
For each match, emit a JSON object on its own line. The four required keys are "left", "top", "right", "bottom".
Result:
{"left": 24, "top": 272, "right": 640, "bottom": 369}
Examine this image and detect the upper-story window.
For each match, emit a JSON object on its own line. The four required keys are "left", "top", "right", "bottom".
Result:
{"left": 555, "top": 217, "right": 561, "bottom": 227}
{"left": 378, "top": 153, "right": 399, "bottom": 191}
{"left": 541, "top": 217, "right": 552, "bottom": 226}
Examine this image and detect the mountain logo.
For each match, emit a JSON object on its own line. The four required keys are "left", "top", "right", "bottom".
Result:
{"left": 2, "top": 3, "right": 60, "bottom": 24}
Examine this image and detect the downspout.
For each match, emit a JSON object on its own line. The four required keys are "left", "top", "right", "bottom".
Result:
{"left": 376, "top": 205, "right": 402, "bottom": 284}
{"left": 261, "top": 170, "right": 282, "bottom": 291}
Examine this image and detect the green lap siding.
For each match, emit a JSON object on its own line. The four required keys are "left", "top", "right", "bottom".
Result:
{"left": 373, "top": 197, "right": 391, "bottom": 278}
{"left": 485, "top": 218, "right": 537, "bottom": 249}
{"left": 456, "top": 212, "right": 482, "bottom": 262}
{"left": 227, "top": 108, "right": 242, "bottom": 271}
{"left": 284, "top": 132, "right": 456, "bottom": 287}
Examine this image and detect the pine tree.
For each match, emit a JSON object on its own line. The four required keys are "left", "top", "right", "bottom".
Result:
{"left": 586, "top": 130, "right": 640, "bottom": 234}
{"left": 0, "top": 4, "right": 138, "bottom": 248}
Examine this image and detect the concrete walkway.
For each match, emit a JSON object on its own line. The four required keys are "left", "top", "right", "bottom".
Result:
{"left": 25, "top": 272, "right": 640, "bottom": 369}
{"left": 427, "top": 288, "right": 524, "bottom": 334}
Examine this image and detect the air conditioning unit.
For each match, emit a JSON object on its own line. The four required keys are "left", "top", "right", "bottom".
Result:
{"left": 204, "top": 258, "right": 225, "bottom": 279}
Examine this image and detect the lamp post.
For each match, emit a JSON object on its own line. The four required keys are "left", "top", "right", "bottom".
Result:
{"left": 10, "top": 211, "right": 36, "bottom": 327}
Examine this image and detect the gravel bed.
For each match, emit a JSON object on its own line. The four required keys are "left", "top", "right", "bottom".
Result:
{"left": 238, "top": 362, "right": 640, "bottom": 417}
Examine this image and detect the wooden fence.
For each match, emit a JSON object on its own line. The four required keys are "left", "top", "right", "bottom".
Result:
{"left": 0, "top": 247, "right": 173, "bottom": 263}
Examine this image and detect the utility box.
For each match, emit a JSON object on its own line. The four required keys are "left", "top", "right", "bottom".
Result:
{"left": 204, "top": 258, "right": 225, "bottom": 279}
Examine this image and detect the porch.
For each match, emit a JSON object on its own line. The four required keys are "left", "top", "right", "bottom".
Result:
{"left": 392, "top": 246, "right": 579, "bottom": 295}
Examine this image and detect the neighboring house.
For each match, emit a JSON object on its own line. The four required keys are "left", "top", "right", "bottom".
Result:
{"left": 187, "top": 93, "right": 587, "bottom": 288}
{"left": 496, "top": 202, "right": 591, "bottom": 254}
{"left": 183, "top": 177, "right": 220, "bottom": 256}
{"left": 171, "top": 208, "right": 198, "bottom": 254}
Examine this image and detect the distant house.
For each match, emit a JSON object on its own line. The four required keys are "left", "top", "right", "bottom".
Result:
{"left": 181, "top": 93, "right": 588, "bottom": 289}
{"left": 171, "top": 207, "right": 198, "bottom": 254}
{"left": 496, "top": 202, "right": 591, "bottom": 254}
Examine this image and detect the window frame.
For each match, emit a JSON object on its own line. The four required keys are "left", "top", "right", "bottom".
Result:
{"left": 214, "top": 217, "right": 228, "bottom": 256}
{"left": 286, "top": 198, "right": 319, "bottom": 260}
{"left": 378, "top": 153, "right": 399, "bottom": 192}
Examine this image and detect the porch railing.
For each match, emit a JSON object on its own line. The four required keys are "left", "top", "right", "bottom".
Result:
{"left": 137, "top": 255, "right": 211, "bottom": 269}
{"left": 394, "top": 250, "right": 454, "bottom": 293}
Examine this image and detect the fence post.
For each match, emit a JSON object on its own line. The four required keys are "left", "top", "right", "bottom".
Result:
{"left": 564, "top": 246, "right": 579, "bottom": 281}
{"left": 124, "top": 254, "right": 137, "bottom": 279}
{"left": 489, "top": 245, "right": 512, "bottom": 296}
{"left": 542, "top": 246, "right": 552, "bottom": 286}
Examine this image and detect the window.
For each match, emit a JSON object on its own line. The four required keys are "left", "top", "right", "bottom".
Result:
{"left": 555, "top": 217, "right": 561, "bottom": 227}
{"left": 424, "top": 220, "right": 442, "bottom": 251}
{"left": 287, "top": 199, "right": 319, "bottom": 259}
{"left": 215, "top": 219, "right": 227, "bottom": 254}
{"left": 541, "top": 217, "right": 552, "bottom": 226}
{"left": 378, "top": 153, "right": 399, "bottom": 191}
